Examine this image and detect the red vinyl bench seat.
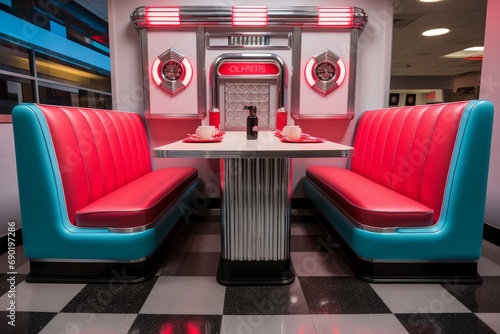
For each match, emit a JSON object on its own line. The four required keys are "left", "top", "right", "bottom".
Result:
{"left": 76, "top": 167, "right": 197, "bottom": 228}
{"left": 306, "top": 166, "right": 434, "bottom": 229}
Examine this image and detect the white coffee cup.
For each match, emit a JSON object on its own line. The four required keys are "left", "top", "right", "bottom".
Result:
{"left": 196, "top": 125, "right": 216, "bottom": 140}
{"left": 282, "top": 125, "right": 302, "bottom": 141}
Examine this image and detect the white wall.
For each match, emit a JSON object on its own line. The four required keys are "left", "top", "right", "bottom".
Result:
{"left": 0, "top": 124, "right": 21, "bottom": 237}
{"left": 480, "top": 0, "right": 500, "bottom": 229}
{"left": 108, "top": 0, "right": 393, "bottom": 198}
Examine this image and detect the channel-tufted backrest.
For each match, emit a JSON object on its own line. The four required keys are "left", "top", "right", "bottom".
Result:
{"left": 350, "top": 101, "right": 468, "bottom": 223}
{"left": 36, "top": 105, "right": 152, "bottom": 224}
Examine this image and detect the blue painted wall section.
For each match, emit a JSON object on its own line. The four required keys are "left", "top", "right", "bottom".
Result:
{"left": 0, "top": 11, "right": 110, "bottom": 74}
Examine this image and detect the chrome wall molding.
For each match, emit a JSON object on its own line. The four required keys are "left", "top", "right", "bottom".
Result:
{"left": 131, "top": 6, "right": 368, "bottom": 31}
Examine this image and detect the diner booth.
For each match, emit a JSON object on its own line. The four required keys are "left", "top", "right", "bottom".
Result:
{"left": 113, "top": 0, "right": 395, "bottom": 284}
{"left": 109, "top": 0, "right": 492, "bottom": 284}
{"left": 12, "top": 0, "right": 493, "bottom": 285}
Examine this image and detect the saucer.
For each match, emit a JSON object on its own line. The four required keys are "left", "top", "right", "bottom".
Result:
{"left": 274, "top": 131, "right": 310, "bottom": 139}
{"left": 280, "top": 136, "right": 325, "bottom": 143}
{"left": 183, "top": 137, "right": 223, "bottom": 143}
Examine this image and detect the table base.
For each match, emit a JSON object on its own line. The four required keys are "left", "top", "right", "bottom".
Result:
{"left": 219, "top": 157, "right": 293, "bottom": 285}
{"left": 217, "top": 257, "right": 294, "bottom": 286}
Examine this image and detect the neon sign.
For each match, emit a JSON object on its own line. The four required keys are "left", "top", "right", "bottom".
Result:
{"left": 218, "top": 62, "right": 279, "bottom": 76}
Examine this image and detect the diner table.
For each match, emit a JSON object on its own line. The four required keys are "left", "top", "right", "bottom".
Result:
{"left": 154, "top": 131, "right": 354, "bottom": 285}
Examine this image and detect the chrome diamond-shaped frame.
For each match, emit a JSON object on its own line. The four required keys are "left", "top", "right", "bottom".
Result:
{"left": 156, "top": 47, "right": 187, "bottom": 96}
{"left": 311, "top": 49, "right": 343, "bottom": 96}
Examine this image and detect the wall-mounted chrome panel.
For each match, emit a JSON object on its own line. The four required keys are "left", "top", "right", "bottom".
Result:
{"left": 131, "top": 6, "right": 368, "bottom": 120}
{"left": 211, "top": 53, "right": 286, "bottom": 130}
{"left": 207, "top": 32, "right": 291, "bottom": 50}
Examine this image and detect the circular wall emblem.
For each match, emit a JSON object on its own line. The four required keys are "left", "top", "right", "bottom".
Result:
{"left": 162, "top": 60, "right": 183, "bottom": 81}
{"left": 152, "top": 48, "right": 193, "bottom": 96}
{"left": 315, "top": 61, "right": 337, "bottom": 82}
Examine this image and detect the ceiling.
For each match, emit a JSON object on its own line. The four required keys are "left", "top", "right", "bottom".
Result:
{"left": 392, "top": 0, "right": 487, "bottom": 76}
{"left": 73, "top": 0, "right": 488, "bottom": 77}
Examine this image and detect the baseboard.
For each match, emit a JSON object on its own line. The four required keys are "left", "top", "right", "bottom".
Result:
{"left": 484, "top": 223, "right": 500, "bottom": 247}
{"left": 291, "top": 197, "right": 314, "bottom": 209}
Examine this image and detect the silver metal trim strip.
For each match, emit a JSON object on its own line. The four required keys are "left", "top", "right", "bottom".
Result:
{"left": 291, "top": 114, "right": 354, "bottom": 120}
{"left": 139, "top": 29, "right": 151, "bottom": 118}
{"left": 30, "top": 257, "right": 148, "bottom": 264}
{"left": 197, "top": 27, "right": 207, "bottom": 120}
{"left": 206, "top": 32, "right": 292, "bottom": 50}
{"left": 346, "top": 29, "right": 359, "bottom": 119}
{"left": 145, "top": 113, "right": 205, "bottom": 120}
{"left": 154, "top": 149, "right": 352, "bottom": 159}
{"left": 310, "top": 180, "right": 437, "bottom": 233}
{"left": 106, "top": 178, "right": 198, "bottom": 233}
{"left": 290, "top": 27, "right": 301, "bottom": 119}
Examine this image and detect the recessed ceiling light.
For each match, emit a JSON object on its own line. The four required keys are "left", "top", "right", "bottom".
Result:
{"left": 419, "top": 0, "right": 444, "bottom": 3}
{"left": 422, "top": 28, "right": 450, "bottom": 36}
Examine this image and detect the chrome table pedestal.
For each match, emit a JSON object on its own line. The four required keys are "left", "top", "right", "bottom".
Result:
{"left": 217, "top": 157, "right": 294, "bottom": 285}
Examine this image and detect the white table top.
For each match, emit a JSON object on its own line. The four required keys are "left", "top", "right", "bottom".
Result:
{"left": 153, "top": 131, "right": 354, "bottom": 159}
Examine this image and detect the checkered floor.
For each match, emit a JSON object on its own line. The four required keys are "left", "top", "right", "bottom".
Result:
{"left": 1, "top": 208, "right": 500, "bottom": 334}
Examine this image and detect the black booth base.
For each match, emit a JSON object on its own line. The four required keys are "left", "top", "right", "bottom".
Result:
{"left": 25, "top": 222, "right": 183, "bottom": 284}
{"left": 217, "top": 257, "right": 295, "bottom": 286}
{"left": 310, "top": 208, "right": 482, "bottom": 284}
{"left": 26, "top": 257, "right": 161, "bottom": 284}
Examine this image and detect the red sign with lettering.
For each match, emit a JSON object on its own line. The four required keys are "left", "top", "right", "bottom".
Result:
{"left": 218, "top": 62, "right": 280, "bottom": 76}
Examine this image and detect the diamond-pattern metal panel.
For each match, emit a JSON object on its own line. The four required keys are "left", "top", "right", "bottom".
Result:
{"left": 223, "top": 79, "right": 271, "bottom": 130}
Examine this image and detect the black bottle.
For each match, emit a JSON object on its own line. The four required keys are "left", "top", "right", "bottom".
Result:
{"left": 245, "top": 105, "right": 258, "bottom": 140}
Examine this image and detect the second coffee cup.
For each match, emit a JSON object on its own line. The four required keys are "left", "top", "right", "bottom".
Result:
{"left": 196, "top": 125, "right": 216, "bottom": 140}
{"left": 282, "top": 125, "right": 302, "bottom": 141}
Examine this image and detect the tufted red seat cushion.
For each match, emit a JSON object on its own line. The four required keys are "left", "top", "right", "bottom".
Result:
{"left": 76, "top": 167, "right": 198, "bottom": 228}
{"left": 306, "top": 166, "right": 434, "bottom": 228}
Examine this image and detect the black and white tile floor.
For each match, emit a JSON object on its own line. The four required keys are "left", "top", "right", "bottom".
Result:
{"left": 1, "top": 208, "right": 500, "bottom": 333}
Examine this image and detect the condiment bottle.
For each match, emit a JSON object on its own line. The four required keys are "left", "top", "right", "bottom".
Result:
{"left": 209, "top": 107, "right": 220, "bottom": 131}
{"left": 245, "top": 105, "right": 258, "bottom": 139}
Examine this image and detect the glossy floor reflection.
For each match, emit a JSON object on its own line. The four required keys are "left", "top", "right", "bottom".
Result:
{"left": 1, "top": 208, "right": 500, "bottom": 333}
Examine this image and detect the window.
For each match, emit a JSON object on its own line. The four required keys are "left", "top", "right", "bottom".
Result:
{"left": 0, "top": 74, "right": 34, "bottom": 116}
{"left": 36, "top": 52, "right": 111, "bottom": 92}
{"left": 0, "top": 36, "right": 111, "bottom": 122}
{"left": 0, "top": 39, "right": 30, "bottom": 75}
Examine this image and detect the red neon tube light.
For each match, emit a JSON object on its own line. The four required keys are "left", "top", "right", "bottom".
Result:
{"left": 145, "top": 7, "right": 181, "bottom": 26}
{"left": 232, "top": 6, "right": 268, "bottom": 26}
{"left": 317, "top": 7, "right": 354, "bottom": 28}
